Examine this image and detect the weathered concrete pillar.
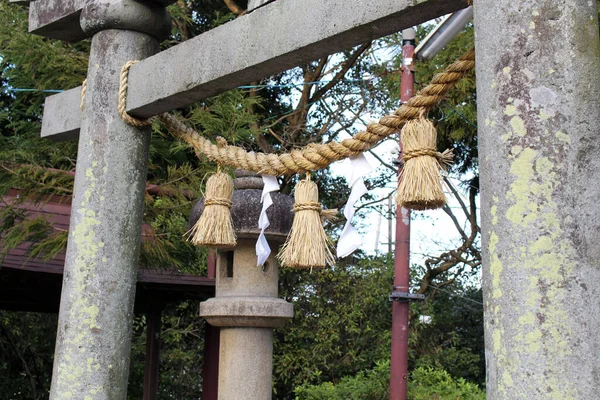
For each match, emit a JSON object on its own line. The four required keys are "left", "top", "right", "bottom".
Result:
{"left": 192, "top": 172, "right": 294, "bottom": 400}
{"left": 474, "top": 0, "right": 600, "bottom": 398}
{"left": 49, "top": 2, "right": 170, "bottom": 399}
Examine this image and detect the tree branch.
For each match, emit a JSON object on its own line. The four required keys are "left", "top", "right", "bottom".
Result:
{"left": 309, "top": 42, "right": 371, "bottom": 104}
{"left": 223, "top": 0, "right": 246, "bottom": 15}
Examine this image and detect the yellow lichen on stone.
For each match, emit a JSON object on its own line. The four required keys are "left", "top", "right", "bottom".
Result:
{"left": 502, "top": 371, "right": 514, "bottom": 387}
{"left": 493, "top": 329, "right": 502, "bottom": 352}
{"left": 498, "top": 130, "right": 577, "bottom": 397}
{"left": 505, "top": 104, "right": 518, "bottom": 116}
{"left": 539, "top": 109, "right": 553, "bottom": 120}
{"left": 555, "top": 131, "right": 571, "bottom": 144}
{"left": 505, "top": 148, "right": 537, "bottom": 226}
{"left": 519, "top": 312, "right": 535, "bottom": 326}
{"left": 510, "top": 116, "right": 527, "bottom": 137}
{"left": 55, "top": 165, "right": 106, "bottom": 397}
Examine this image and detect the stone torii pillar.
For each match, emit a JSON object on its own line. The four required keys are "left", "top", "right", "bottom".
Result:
{"left": 31, "top": 1, "right": 171, "bottom": 399}
{"left": 474, "top": 0, "right": 600, "bottom": 397}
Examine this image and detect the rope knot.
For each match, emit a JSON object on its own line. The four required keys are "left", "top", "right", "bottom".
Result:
{"left": 204, "top": 198, "right": 233, "bottom": 208}
{"left": 293, "top": 202, "right": 321, "bottom": 213}
{"left": 293, "top": 202, "right": 337, "bottom": 221}
{"left": 402, "top": 148, "right": 454, "bottom": 167}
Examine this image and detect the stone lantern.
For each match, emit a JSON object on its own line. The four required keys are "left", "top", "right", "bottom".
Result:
{"left": 190, "top": 170, "right": 294, "bottom": 400}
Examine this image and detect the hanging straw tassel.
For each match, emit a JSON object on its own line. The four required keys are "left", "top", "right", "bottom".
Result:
{"left": 396, "top": 118, "right": 453, "bottom": 210}
{"left": 279, "top": 174, "right": 337, "bottom": 269}
{"left": 187, "top": 170, "right": 236, "bottom": 247}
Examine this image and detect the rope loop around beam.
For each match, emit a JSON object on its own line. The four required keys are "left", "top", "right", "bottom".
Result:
{"left": 118, "top": 61, "right": 153, "bottom": 128}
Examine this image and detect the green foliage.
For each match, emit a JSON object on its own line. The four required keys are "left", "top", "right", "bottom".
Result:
{"left": 188, "top": 89, "right": 262, "bottom": 144}
{"left": 295, "top": 363, "right": 485, "bottom": 400}
{"left": 0, "top": 1, "right": 88, "bottom": 138}
{"left": 410, "top": 288, "right": 485, "bottom": 384}
{"left": 127, "top": 302, "right": 207, "bottom": 399}
{"left": 294, "top": 360, "right": 390, "bottom": 400}
{"left": 409, "top": 367, "right": 485, "bottom": 400}
{"left": 274, "top": 255, "right": 485, "bottom": 399}
{"left": 0, "top": 312, "right": 57, "bottom": 400}
{"left": 273, "top": 256, "right": 393, "bottom": 398}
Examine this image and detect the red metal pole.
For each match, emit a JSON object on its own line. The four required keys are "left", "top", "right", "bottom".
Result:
{"left": 390, "top": 28, "right": 415, "bottom": 400}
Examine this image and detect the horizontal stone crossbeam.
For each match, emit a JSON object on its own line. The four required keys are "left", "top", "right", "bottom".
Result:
{"left": 40, "top": 0, "right": 467, "bottom": 140}
{"left": 41, "top": 86, "right": 82, "bottom": 141}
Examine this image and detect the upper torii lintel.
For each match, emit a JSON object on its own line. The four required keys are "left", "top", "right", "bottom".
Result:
{"left": 34, "top": 0, "right": 468, "bottom": 141}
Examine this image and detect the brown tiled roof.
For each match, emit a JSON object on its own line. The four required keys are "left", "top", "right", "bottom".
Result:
{"left": 1, "top": 189, "right": 214, "bottom": 313}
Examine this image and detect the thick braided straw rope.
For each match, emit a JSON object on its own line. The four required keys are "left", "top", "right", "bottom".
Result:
{"left": 80, "top": 79, "right": 87, "bottom": 112}
{"left": 119, "top": 61, "right": 153, "bottom": 128}
{"left": 119, "top": 49, "right": 475, "bottom": 173}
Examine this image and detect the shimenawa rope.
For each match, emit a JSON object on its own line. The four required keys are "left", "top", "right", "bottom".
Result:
{"left": 96, "top": 48, "right": 474, "bottom": 175}
{"left": 155, "top": 49, "right": 475, "bottom": 175}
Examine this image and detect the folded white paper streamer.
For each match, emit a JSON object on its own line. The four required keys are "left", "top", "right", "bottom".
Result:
{"left": 256, "top": 175, "right": 280, "bottom": 266}
{"left": 336, "top": 154, "right": 373, "bottom": 258}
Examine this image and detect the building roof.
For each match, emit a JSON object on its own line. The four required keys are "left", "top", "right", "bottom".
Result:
{"left": 1, "top": 189, "right": 214, "bottom": 313}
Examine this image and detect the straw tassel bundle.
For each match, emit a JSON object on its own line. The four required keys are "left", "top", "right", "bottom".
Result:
{"left": 396, "top": 118, "right": 453, "bottom": 210}
{"left": 187, "top": 171, "right": 237, "bottom": 247}
{"left": 279, "top": 174, "right": 337, "bottom": 269}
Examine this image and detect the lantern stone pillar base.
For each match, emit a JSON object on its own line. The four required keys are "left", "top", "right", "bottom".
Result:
{"left": 201, "top": 297, "right": 293, "bottom": 328}
{"left": 200, "top": 297, "right": 293, "bottom": 400}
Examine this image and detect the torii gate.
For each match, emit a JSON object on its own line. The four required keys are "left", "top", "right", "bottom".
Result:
{"left": 22, "top": 0, "right": 600, "bottom": 398}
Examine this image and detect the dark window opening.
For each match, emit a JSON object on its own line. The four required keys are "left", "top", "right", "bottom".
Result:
{"left": 225, "top": 251, "right": 234, "bottom": 278}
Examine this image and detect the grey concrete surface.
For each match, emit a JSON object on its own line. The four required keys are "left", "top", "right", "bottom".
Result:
{"left": 48, "top": 29, "right": 160, "bottom": 400}
{"left": 474, "top": 0, "right": 600, "bottom": 398}
{"left": 213, "top": 239, "right": 282, "bottom": 297}
{"left": 201, "top": 297, "right": 294, "bottom": 327}
{"left": 28, "top": 0, "right": 87, "bottom": 42}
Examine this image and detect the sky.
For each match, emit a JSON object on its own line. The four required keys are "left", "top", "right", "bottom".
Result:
{"left": 331, "top": 138, "right": 480, "bottom": 266}
{"left": 276, "top": 20, "right": 481, "bottom": 272}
